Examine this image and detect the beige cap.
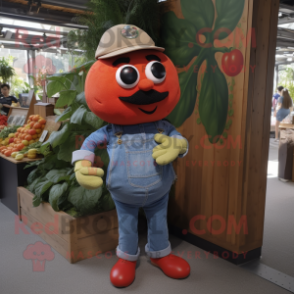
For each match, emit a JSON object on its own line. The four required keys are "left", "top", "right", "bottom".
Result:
{"left": 95, "top": 24, "right": 165, "bottom": 60}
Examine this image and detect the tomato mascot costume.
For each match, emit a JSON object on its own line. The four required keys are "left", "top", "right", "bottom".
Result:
{"left": 72, "top": 25, "right": 190, "bottom": 287}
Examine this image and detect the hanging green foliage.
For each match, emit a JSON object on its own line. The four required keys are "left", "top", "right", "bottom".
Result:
{"left": 67, "top": 0, "right": 160, "bottom": 61}
{"left": 0, "top": 57, "right": 15, "bottom": 84}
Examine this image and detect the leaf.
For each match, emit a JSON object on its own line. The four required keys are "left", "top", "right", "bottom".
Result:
{"left": 75, "top": 92, "right": 88, "bottom": 107}
{"left": 181, "top": 0, "right": 215, "bottom": 35}
{"left": 84, "top": 112, "right": 104, "bottom": 129}
{"left": 55, "top": 90, "right": 78, "bottom": 108}
{"left": 95, "top": 148, "right": 109, "bottom": 169}
{"left": 214, "top": 0, "right": 245, "bottom": 40}
{"left": 57, "top": 133, "right": 77, "bottom": 162}
{"left": 229, "top": 109, "right": 234, "bottom": 116}
{"left": 100, "top": 193, "right": 115, "bottom": 211}
{"left": 68, "top": 186, "right": 103, "bottom": 215}
{"left": 47, "top": 79, "right": 65, "bottom": 98}
{"left": 46, "top": 168, "right": 72, "bottom": 184}
{"left": 34, "top": 180, "right": 54, "bottom": 198}
{"left": 27, "top": 168, "right": 42, "bottom": 185}
{"left": 166, "top": 49, "right": 207, "bottom": 127}
{"left": 197, "top": 118, "right": 202, "bottom": 125}
{"left": 48, "top": 122, "right": 71, "bottom": 149}
{"left": 49, "top": 183, "right": 68, "bottom": 212}
{"left": 24, "top": 160, "right": 42, "bottom": 170}
{"left": 65, "top": 207, "right": 81, "bottom": 218}
{"left": 199, "top": 57, "right": 229, "bottom": 144}
{"left": 32, "top": 195, "right": 41, "bottom": 207}
{"left": 27, "top": 178, "right": 42, "bottom": 193}
{"left": 70, "top": 105, "right": 87, "bottom": 125}
{"left": 55, "top": 103, "right": 79, "bottom": 122}
{"left": 160, "top": 11, "right": 201, "bottom": 67}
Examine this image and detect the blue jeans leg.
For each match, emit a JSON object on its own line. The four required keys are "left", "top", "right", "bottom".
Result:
{"left": 113, "top": 199, "right": 140, "bottom": 261}
{"left": 143, "top": 193, "right": 171, "bottom": 258}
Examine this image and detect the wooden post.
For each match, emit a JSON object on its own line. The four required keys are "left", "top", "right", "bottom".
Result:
{"left": 161, "top": 0, "right": 279, "bottom": 264}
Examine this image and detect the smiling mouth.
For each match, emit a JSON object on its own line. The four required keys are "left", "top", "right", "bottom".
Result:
{"left": 139, "top": 106, "right": 157, "bottom": 115}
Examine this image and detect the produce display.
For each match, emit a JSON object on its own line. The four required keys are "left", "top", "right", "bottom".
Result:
{"left": 0, "top": 114, "right": 8, "bottom": 129}
{"left": 0, "top": 114, "right": 46, "bottom": 159}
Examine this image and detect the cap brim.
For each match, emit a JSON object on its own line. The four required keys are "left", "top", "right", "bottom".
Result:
{"left": 97, "top": 45, "right": 165, "bottom": 60}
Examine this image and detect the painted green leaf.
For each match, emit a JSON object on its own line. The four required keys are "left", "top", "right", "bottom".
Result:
{"left": 55, "top": 90, "right": 77, "bottom": 108}
{"left": 199, "top": 57, "right": 229, "bottom": 144}
{"left": 229, "top": 109, "right": 234, "bottom": 116}
{"left": 181, "top": 0, "right": 215, "bottom": 35}
{"left": 214, "top": 0, "right": 245, "bottom": 40}
{"left": 166, "top": 64, "right": 198, "bottom": 127}
{"left": 161, "top": 11, "right": 201, "bottom": 67}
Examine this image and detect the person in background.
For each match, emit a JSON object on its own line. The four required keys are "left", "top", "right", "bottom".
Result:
{"left": 275, "top": 88, "right": 294, "bottom": 142}
{"left": 0, "top": 84, "right": 20, "bottom": 115}
{"left": 273, "top": 86, "right": 284, "bottom": 111}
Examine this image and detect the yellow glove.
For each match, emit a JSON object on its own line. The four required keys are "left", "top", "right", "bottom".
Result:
{"left": 152, "top": 134, "right": 188, "bottom": 166}
{"left": 74, "top": 160, "right": 104, "bottom": 190}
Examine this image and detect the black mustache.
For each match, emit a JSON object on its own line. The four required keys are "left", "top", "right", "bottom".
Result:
{"left": 119, "top": 90, "right": 169, "bottom": 105}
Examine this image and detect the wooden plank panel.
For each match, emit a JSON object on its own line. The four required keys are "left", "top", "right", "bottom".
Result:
{"left": 18, "top": 187, "right": 73, "bottom": 243}
{"left": 21, "top": 208, "right": 71, "bottom": 262}
{"left": 77, "top": 228, "right": 118, "bottom": 250}
{"left": 72, "top": 241, "right": 119, "bottom": 263}
{"left": 74, "top": 210, "right": 118, "bottom": 239}
{"left": 164, "top": 0, "right": 279, "bottom": 255}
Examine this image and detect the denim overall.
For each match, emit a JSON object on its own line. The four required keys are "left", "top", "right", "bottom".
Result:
{"left": 72, "top": 120, "right": 188, "bottom": 261}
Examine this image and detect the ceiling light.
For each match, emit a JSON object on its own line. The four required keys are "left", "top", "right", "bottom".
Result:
{"left": 279, "top": 12, "right": 283, "bottom": 17}
{"left": 0, "top": 44, "right": 4, "bottom": 48}
{"left": 287, "top": 57, "right": 292, "bottom": 61}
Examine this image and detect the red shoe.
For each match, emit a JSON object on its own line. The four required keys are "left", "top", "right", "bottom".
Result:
{"left": 150, "top": 254, "right": 190, "bottom": 279}
{"left": 110, "top": 258, "right": 137, "bottom": 287}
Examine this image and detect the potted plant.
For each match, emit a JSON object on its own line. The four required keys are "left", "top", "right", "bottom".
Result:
{"left": 0, "top": 57, "right": 15, "bottom": 85}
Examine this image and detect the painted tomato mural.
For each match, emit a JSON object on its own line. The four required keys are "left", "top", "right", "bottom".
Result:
{"left": 222, "top": 49, "right": 244, "bottom": 77}
{"left": 161, "top": 0, "right": 245, "bottom": 144}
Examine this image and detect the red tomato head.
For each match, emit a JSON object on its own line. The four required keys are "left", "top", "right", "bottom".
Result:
{"left": 85, "top": 49, "right": 180, "bottom": 125}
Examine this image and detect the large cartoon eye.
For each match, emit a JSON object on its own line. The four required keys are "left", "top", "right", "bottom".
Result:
{"left": 116, "top": 65, "right": 140, "bottom": 89}
{"left": 145, "top": 61, "right": 166, "bottom": 84}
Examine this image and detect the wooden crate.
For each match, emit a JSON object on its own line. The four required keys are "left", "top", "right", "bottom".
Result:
{"left": 34, "top": 102, "right": 55, "bottom": 118}
{"left": 17, "top": 187, "right": 118, "bottom": 263}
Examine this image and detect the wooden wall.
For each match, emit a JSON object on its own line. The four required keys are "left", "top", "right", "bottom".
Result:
{"left": 164, "top": 0, "right": 279, "bottom": 254}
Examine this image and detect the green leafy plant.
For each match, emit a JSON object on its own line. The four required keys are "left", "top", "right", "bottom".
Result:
{"left": 25, "top": 62, "right": 114, "bottom": 217}
{"left": 161, "top": 0, "right": 245, "bottom": 143}
{"left": 67, "top": 0, "right": 160, "bottom": 61}
{"left": 0, "top": 57, "right": 15, "bottom": 84}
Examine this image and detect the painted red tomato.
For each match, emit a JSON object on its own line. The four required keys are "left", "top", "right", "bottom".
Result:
{"left": 221, "top": 49, "right": 244, "bottom": 77}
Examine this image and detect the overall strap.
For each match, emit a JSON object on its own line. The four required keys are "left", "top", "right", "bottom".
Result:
{"left": 154, "top": 120, "right": 165, "bottom": 134}
{"left": 111, "top": 124, "right": 124, "bottom": 145}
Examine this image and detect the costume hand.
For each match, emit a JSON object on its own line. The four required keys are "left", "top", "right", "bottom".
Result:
{"left": 74, "top": 160, "right": 104, "bottom": 190}
{"left": 152, "top": 134, "right": 187, "bottom": 165}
